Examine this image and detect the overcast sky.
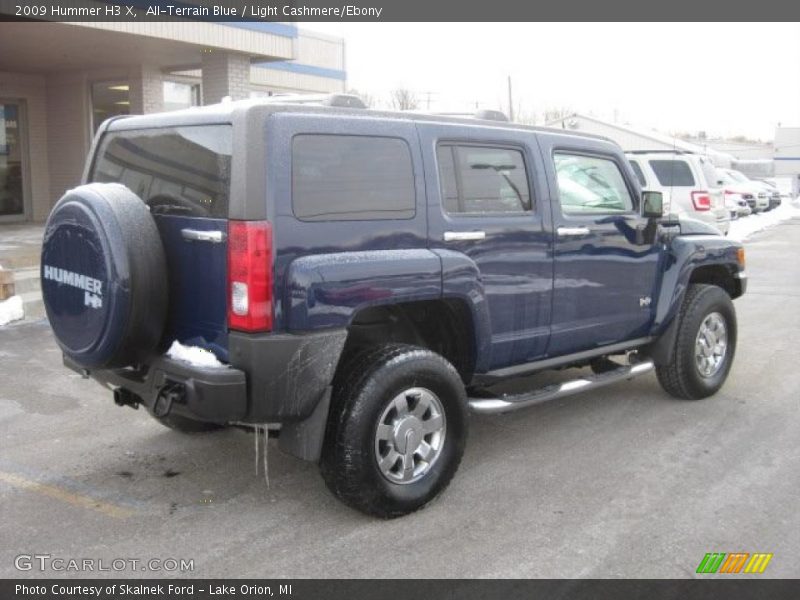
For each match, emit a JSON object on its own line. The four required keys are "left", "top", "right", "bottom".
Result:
{"left": 306, "top": 23, "right": 800, "bottom": 141}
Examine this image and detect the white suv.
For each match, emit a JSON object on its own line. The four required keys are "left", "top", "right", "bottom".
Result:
{"left": 627, "top": 151, "right": 731, "bottom": 235}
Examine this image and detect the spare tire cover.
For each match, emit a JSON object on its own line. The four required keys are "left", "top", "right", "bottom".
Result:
{"left": 41, "top": 183, "right": 168, "bottom": 368}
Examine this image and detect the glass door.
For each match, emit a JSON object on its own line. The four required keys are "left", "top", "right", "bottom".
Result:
{"left": 0, "top": 101, "right": 27, "bottom": 220}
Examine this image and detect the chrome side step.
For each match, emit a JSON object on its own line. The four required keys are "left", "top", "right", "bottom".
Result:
{"left": 468, "top": 360, "right": 654, "bottom": 415}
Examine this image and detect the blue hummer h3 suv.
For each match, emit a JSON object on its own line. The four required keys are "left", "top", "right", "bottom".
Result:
{"left": 41, "top": 95, "right": 746, "bottom": 517}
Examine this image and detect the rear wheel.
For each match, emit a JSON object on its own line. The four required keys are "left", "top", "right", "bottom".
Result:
{"left": 656, "top": 284, "right": 737, "bottom": 400}
{"left": 320, "top": 344, "right": 468, "bottom": 518}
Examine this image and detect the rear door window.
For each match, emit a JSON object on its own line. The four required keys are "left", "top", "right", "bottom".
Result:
{"left": 649, "top": 159, "right": 695, "bottom": 187}
{"left": 437, "top": 144, "right": 532, "bottom": 214}
{"left": 292, "top": 134, "right": 415, "bottom": 221}
{"left": 92, "top": 125, "right": 232, "bottom": 218}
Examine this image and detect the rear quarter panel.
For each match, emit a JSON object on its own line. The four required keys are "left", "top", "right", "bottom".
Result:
{"left": 265, "top": 112, "right": 438, "bottom": 332}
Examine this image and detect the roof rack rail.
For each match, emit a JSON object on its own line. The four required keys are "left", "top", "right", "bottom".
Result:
{"left": 260, "top": 93, "right": 367, "bottom": 109}
{"left": 411, "top": 109, "right": 510, "bottom": 122}
{"left": 474, "top": 109, "right": 509, "bottom": 122}
{"left": 626, "top": 149, "right": 696, "bottom": 155}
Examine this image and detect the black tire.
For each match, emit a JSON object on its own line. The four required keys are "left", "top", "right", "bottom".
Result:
{"left": 320, "top": 344, "right": 468, "bottom": 518}
{"left": 656, "top": 284, "right": 737, "bottom": 400}
{"left": 151, "top": 412, "right": 223, "bottom": 434}
{"left": 41, "top": 183, "right": 167, "bottom": 368}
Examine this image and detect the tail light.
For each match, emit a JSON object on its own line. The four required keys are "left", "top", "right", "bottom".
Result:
{"left": 691, "top": 191, "right": 712, "bottom": 211}
{"left": 227, "top": 220, "right": 272, "bottom": 332}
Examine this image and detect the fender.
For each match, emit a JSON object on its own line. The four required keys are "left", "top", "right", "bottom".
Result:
{"left": 648, "top": 234, "right": 743, "bottom": 364}
{"left": 283, "top": 249, "right": 443, "bottom": 331}
{"left": 431, "top": 249, "right": 493, "bottom": 374}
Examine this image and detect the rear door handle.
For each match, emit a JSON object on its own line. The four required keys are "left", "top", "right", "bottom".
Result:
{"left": 557, "top": 227, "right": 591, "bottom": 237}
{"left": 181, "top": 229, "right": 226, "bottom": 243}
{"left": 443, "top": 231, "right": 486, "bottom": 242}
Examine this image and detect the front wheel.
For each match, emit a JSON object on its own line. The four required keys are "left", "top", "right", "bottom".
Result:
{"left": 656, "top": 284, "right": 737, "bottom": 400}
{"left": 320, "top": 344, "right": 468, "bottom": 518}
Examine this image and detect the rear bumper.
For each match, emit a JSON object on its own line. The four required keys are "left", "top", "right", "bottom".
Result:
{"left": 65, "top": 354, "right": 248, "bottom": 423}
{"left": 67, "top": 328, "right": 348, "bottom": 424}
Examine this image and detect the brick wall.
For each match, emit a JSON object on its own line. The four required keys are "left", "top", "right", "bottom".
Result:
{"left": 46, "top": 73, "right": 91, "bottom": 209}
{"left": 201, "top": 51, "right": 251, "bottom": 104}
{"left": 129, "top": 65, "right": 164, "bottom": 114}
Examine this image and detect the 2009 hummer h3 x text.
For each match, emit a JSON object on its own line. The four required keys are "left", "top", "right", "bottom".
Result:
{"left": 41, "top": 95, "right": 746, "bottom": 517}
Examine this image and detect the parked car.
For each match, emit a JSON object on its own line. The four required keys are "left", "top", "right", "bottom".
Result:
{"left": 753, "top": 179, "right": 783, "bottom": 210}
{"left": 40, "top": 96, "right": 747, "bottom": 517}
{"left": 718, "top": 169, "right": 770, "bottom": 212}
{"left": 714, "top": 169, "right": 755, "bottom": 218}
{"left": 627, "top": 151, "right": 731, "bottom": 234}
{"left": 728, "top": 195, "right": 752, "bottom": 219}
{"left": 757, "top": 177, "right": 793, "bottom": 198}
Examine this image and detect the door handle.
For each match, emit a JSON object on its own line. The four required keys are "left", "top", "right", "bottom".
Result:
{"left": 181, "top": 229, "right": 226, "bottom": 243}
{"left": 443, "top": 231, "right": 486, "bottom": 242}
{"left": 557, "top": 227, "right": 591, "bottom": 237}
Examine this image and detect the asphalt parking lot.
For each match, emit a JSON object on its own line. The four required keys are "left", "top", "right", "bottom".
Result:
{"left": 2, "top": 217, "right": 799, "bottom": 579}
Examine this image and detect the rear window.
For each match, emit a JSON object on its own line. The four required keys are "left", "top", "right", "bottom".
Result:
{"left": 649, "top": 159, "right": 695, "bottom": 187}
{"left": 91, "top": 125, "right": 232, "bottom": 218}
{"left": 292, "top": 134, "right": 415, "bottom": 221}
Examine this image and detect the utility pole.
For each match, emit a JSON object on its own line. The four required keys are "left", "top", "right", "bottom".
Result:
{"left": 507, "top": 75, "right": 514, "bottom": 122}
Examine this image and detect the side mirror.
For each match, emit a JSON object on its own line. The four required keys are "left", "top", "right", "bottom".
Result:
{"left": 642, "top": 191, "right": 663, "bottom": 219}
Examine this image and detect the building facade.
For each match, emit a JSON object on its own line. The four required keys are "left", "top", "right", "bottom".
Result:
{"left": 545, "top": 113, "right": 736, "bottom": 167}
{"left": 545, "top": 113, "right": 792, "bottom": 179}
{"left": 774, "top": 127, "right": 800, "bottom": 195}
{"left": 0, "top": 21, "right": 345, "bottom": 223}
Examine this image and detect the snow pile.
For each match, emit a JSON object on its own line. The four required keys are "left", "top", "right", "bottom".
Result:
{"left": 728, "top": 200, "right": 800, "bottom": 242}
{"left": 0, "top": 295, "right": 24, "bottom": 326}
{"left": 166, "top": 340, "right": 226, "bottom": 368}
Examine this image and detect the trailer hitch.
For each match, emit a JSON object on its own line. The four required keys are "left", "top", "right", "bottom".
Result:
{"left": 113, "top": 387, "right": 141, "bottom": 410}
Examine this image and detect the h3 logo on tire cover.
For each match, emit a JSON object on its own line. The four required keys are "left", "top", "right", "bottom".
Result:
{"left": 42, "top": 265, "right": 103, "bottom": 309}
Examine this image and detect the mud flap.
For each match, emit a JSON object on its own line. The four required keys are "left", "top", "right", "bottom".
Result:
{"left": 647, "top": 315, "right": 680, "bottom": 366}
{"left": 278, "top": 387, "right": 332, "bottom": 462}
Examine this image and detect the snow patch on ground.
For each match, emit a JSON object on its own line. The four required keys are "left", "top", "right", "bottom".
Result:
{"left": 166, "top": 340, "right": 226, "bottom": 368}
{"left": 728, "top": 198, "right": 800, "bottom": 242}
{"left": 0, "top": 295, "right": 24, "bottom": 326}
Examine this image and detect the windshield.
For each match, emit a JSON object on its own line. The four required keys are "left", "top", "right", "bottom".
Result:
{"left": 727, "top": 170, "right": 749, "bottom": 183}
{"left": 716, "top": 169, "right": 736, "bottom": 185}
{"left": 91, "top": 125, "right": 232, "bottom": 218}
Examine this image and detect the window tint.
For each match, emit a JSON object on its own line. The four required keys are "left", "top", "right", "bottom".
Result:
{"left": 92, "top": 125, "right": 232, "bottom": 218}
{"left": 649, "top": 159, "right": 695, "bottom": 187}
{"left": 436, "top": 146, "right": 460, "bottom": 212}
{"left": 437, "top": 144, "right": 531, "bottom": 214}
{"left": 628, "top": 160, "right": 647, "bottom": 187}
{"left": 292, "top": 135, "right": 415, "bottom": 221}
{"left": 554, "top": 153, "right": 634, "bottom": 215}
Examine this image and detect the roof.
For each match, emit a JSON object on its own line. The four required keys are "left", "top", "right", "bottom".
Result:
{"left": 106, "top": 98, "right": 616, "bottom": 146}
